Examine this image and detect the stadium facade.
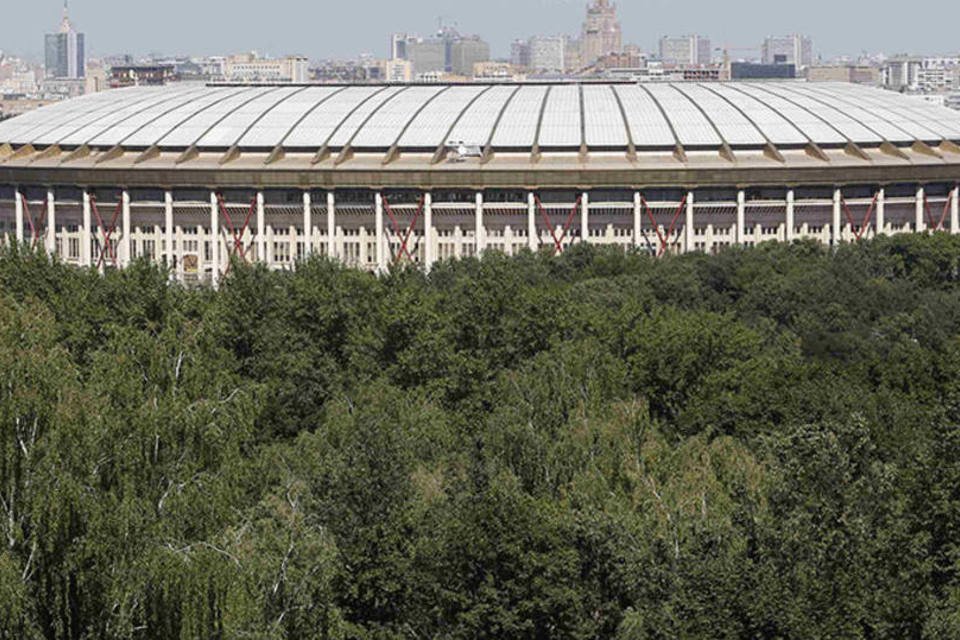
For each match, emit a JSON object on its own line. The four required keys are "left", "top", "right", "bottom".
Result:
{"left": 0, "top": 81, "right": 959, "bottom": 284}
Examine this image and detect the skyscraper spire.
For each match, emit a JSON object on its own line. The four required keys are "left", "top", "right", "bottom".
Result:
{"left": 60, "top": 0, "right": 73, "bottom": 34}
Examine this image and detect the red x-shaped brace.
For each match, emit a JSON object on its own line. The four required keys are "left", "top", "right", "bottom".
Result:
{"left": 924, "top": 191, "right": 953, "bottom": 232}
{"left": 89, "top": 193, "right": 123, "bottom": 268}
{"left": 216, "top": 193, "right": 257, "bottom": 263}
{"left": 18, "top": 194, "right": 47, "bottom": 251}
{"left": 533, "top": 194, "right": 583, "bottom": 255}
{"left": 840, "top": 192, "right": 880, "bottom": 242}
{"left": 641, "top": 194, "right": 688, "bottom": 257}
{"left": 382, "top": 194, "right": 425, "bottom": 263}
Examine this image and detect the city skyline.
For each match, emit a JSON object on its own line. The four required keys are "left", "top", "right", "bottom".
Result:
{"left": 1, "top": 0, "right": 958, "bottom": 62}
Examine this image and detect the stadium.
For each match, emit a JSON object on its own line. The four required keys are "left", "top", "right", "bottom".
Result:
{"left": 0, "top": 80, "right": 959, "bottom": 284}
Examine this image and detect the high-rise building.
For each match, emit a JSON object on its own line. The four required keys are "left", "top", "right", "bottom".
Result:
{"left": 390, "top": 33, "right": 416, "bottom": 61}
{"left": 761, "top": 35, "right": 813, "bottom": 68}
{"left": 511, "top": 40, "right": 532, "bottom": 69}
{"left": 405, "top": 29, "right": 490, "bottom": 77}
{"left": 450, "top": 37, "right": 490, "bottom": 76}
{"left": 580, "top": 0, "right": 622, "bottom": 65}
{"left": 659, "top": 35, "right": 712, "bottom": 66}
{"left": 529, "top": 36, "right": 566, "bottom": 73}
{"left": 44, "top": 1, "right": 85, "bottom": 79}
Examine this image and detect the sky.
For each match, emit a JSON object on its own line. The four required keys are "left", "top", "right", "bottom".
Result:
{"left": 1, "top": 0, "right": 958, "bottom": 61}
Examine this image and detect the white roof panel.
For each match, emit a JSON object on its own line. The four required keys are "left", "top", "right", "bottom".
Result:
{"left": 351, "top": 85, "right": 445, "bottom": 148}
{"left": 763, "top": 84, "right": 882, "bottom": 143}
{"left": 123, "top": 87, "right": 247, "bottom": 147}
{"left": 29, "top": 88, "right": 164, "bottom": 145}
{"left": 672, "top": 84, "right": 765, "bottom": 146}
{"left": 157, "top": 87, "right": 277, "bottom": 147}
{"left": 732, "top": 84, "right": 845, "bottom": 144}
{"left": 446, "top": 85, "right": 517, "bottom": 146}
{"left": 786, "top": 84, "right": 914, "bottom": 142}
{"left": 62, "top": 86, "right": 204, "bottom": 147}
{"left": 490, "top": 85, "right": 548, "bottom": 148}
{"left": 325, "top": 86, "right": 407, "bottom": 147}
{"left": 195, "top": 87, "right": 299, "bottom": 148}
{"left": 399, "top": 85, "right": 486, "bottom": 148}
{"left": 612, "top": 85, "right": 675, "bottom": 147}
{"left": 239, "top": 86, "right": 342, "bottom": 148}
{"left": 538, "top": 84, "right": 582, "bottom": 147}
{"left": 280, "top": 86, "right": 383, "bottom": 148}
{"left": 83, "top": 86, "right": 213, "bottom": 147}
{"left": 644, "top": 84, "right": 721, "bottom": 147}
{"left": 583, "top": 85, "right": 628, "bottom": 147}
{"left": 706, "top": 84, "right": 808, "bottom": 145}
{"left": 828, "top": 84, "right": 955, "bottom": 140}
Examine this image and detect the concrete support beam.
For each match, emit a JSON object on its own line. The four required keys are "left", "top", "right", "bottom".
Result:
{"left": 916, "top": 186, "right": 926, "bottom": 232}
{"left": 46, "top": 189, "right": 56, "bottom": 256}
{"left": 528, "top": 192, "right": 537, "bottom": 252}
{"left": 952, "top": 187, "right": 960, "bottom": 235}
{"left": 302, "top": 191, "right": 312, "bottom": 259}
{"left": 685, "top": 191, "right": 695, "bottom": 252}
{"left": 475, "top": 191, "right": 485, "bottom": 256}
{"left": 633, "top": 191, "right": 642, "bottom": 248}
{"left": 164, "top": 190, "right": 174, "bottom": 269}
{"left": 14, "top": 189, "right": 23, "bottom": 245}
{"left": 786, "top": 189, "right": 795, "bottom": 242}
{"left": 832, "top": 188, "right": 842, "bottom": 246}
{"left": 326, "top": 191, "right": 335, "bottom": 259}
{"left": 209, "top": 191, "right": 219, "bottom": 288}
{"left": 82, "top": 190, "right": 92, "bottom": 267}
{"left": 121, "top": 190, "right": 131, "bottom": 267}
{"left": 256, "top": 191, "right": 266, "bottom": 262}
{"left": 581, "top": 191, "right": 589, "bottom": 244}
{"left": 424, "top": 191, "right": 433, "bottom": 269}
{"left": 736, "top": 190, "right": 746, "bottom": 245}
{"left": 375, "top": 192, "right": 386, "bottom": 272}
{"left": 876, "top": 188, "right": 885, "bottom": 235}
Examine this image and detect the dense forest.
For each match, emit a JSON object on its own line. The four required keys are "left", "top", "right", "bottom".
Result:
{"left": 3, "top": 236, "right": 960, "bottom": 638}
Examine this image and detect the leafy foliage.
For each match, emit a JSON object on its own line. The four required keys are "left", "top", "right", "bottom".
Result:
{"left": 2, "top": 236, "right": 960, "bottom": 637}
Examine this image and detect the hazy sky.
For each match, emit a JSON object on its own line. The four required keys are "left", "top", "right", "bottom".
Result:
{"left": 2, "top": 0, "right": 958, "bottom": 61}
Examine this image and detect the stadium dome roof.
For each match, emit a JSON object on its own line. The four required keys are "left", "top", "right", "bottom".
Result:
{"left": 2, "top": 81, "right": 960, "bottom": 155}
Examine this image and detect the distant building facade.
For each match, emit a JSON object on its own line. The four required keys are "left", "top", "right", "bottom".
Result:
{"left": 761, "top": 35, "right": 813, "bottom": 68}
{"left": 580, "top": 0, "right": 622, "bottom": 65}
{"left": 224, "top": 53, "right": 308, "bottom": 83}
{"left": 807, "top": 65, "right": 880, "bottom": 85}
{"left": 400, "top": 28, "right": 490, "bottom": 76}
{"left": 731, "top": 62, "right": 796, "bottom": 80}
{"left": 44, "top": 2, "right": 85, "bottom": 79}
{"left": 529, "top": 36, "right": 566, "bottom": 72}
{"left": 109, "top": 64, "right": 178, "bottom": 88}
{"left": 659, "top": 35, "right": 711, "bottom": 66}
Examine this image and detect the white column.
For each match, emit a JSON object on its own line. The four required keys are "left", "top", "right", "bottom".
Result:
{"left": 832, "top": 188, "right": 842, "bottom": 246}
{"left": 916, "top": 186, "right": 926, "bottom": 233}
{"left": 684, "top": 191, "right": 695, "bottom": 252}
{"left": 209, "top": 191, "right": 220, "bottom": 288}
{"left": 876, "top": 188, "right": 885, "bottom": 235}
{"left": 164, "top": 190, "right": 174, "bottom": 268}
{"left": 256, "top": 191, "right": 265, "bottom": 263}
{"left": 527, "top": 192, "right": 537, "bottom": 251}
{"left": 633, "top": 191, "right": 642, "bottom": 248}
{"left": 375, "top": 192, "right": 386, "bottom": 271}
{"left": 475, "top": 191, "right": 484, "bottom": 255}
{"left": 14, "top": 189, "right": 24, "bottom": 245}
{"left": 952, "top": 187, "right": 959, "bottom": 235}
{"left": 786, "top": 189, "right": 795, "bottom": 242}
{"left": 423, "top": 191, "right": 433, "bottom": 269}
{"left": 46, "top": 189, "right": 56, "bottom": 256}
{"left": 302, "top": 191, "right": 312, "bottom": 259}
{"left": 121, "top": 190, "right": 131, "bottom": 267}
{"left": 581, "top": 191, "right": 589, "bottom": 245}
{"left": 736, "top": 190, "right": 745, "bottom": 245}
{"left": 82, "top": 190, "right": 92, "bottom": 267}
{"left": 326, "top": 192, "right": 336, "bottom": 259}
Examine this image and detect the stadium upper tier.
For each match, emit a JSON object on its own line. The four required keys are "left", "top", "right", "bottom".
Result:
{"left": 2, "top": 81, "right": 960, "bottom": 152}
